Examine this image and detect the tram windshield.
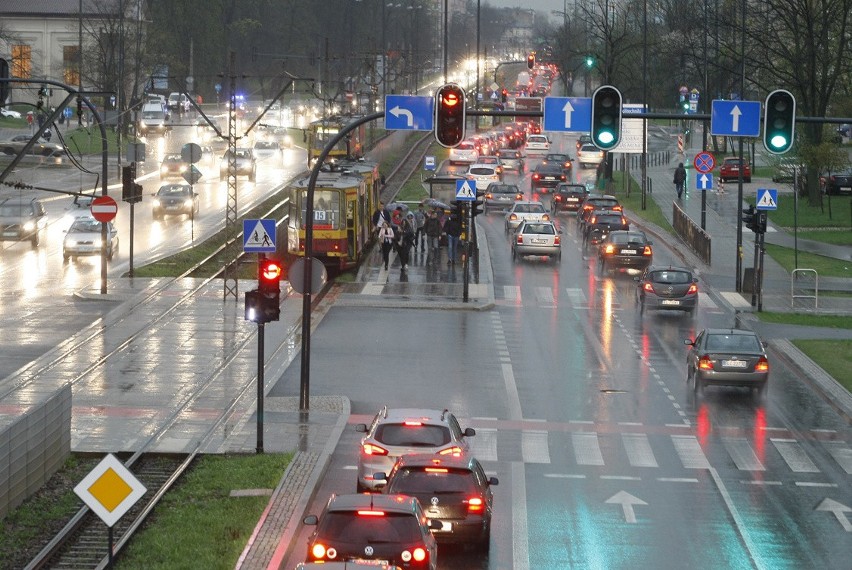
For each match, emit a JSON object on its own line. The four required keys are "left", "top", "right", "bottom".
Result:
{"left": 301, "top": 190, "right": 340, "bottom": 229}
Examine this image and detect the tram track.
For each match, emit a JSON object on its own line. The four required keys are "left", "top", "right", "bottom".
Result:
{"left": 377, "top": 132, "right": 434, "bottom": 204}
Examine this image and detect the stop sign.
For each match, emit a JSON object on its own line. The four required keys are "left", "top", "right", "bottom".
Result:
{"left": 90, "top": 195, "right": 118, "bottom": 223}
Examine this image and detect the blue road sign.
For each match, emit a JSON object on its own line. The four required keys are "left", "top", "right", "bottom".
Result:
{"left": 696, "top": 173, "right": 714, "bottom": 191}
{"left": 424, "top": 156, "right": 436, "bottom": 171}
{"left": 455, "top": 179, "right": 476, "bottom": 201}
{"left": 543, "top": 97, "right": 591, "bottom": 132}
{"left": 385, "top": 95, "right": 434, "bottom": 131}
{"left": 710, "top": 100, "right": 761, "bottom": 137}
{"left": 755, "top": 188, "right": 778, "bottom": 210}
{"left": 243, "top": 219, "right": 277, "bottom": 252}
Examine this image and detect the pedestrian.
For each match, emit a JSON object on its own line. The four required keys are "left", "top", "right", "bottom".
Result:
{"left": 378, "top": 223, "right": 396, "bottom": 270}
{"left": 372, "top": 201, "right": 390, "bottom": 232}
{"left": 396, "top": 216, "right": 415, "bottom": 271}
{"left": 413, "top": 204, "right": 427, "bottom": 251}
{"left": 391, "top": 206, "right": 404, "bottom": 227}
{"left": 443, "top": 213, "right": 462, "bottom": 265}
{"left": 423, "top": 209, "right": 443, "bottom": 260}
{"left": 674, "top": 162, "right": 687, "bottom": 199}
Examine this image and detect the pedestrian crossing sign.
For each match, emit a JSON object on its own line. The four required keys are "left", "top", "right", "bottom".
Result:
{"left": 243, "top": 219, "right": 277, "bottom": 252}
{"left": 456, "top": 179, "right": 476, "bottom": 201}
{"left": 756, "top": 188, "right": 778, "bottom": 210}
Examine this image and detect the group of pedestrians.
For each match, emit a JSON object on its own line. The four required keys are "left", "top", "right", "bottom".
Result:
{"left": 372, "top": 201, "right": 464, "bottom": 272}
{"left": 373, "top": 202, "right": 417, "bottom": 271}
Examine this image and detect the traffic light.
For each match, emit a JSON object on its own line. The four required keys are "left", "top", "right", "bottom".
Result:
{"left": 756, "top": 211, "right": 767, "bottom": 234}
{"left": 471, "top": 191, "right": 485, "bottom": 218}
{"left": 590, "top": 85, "right": 622, "bottom": 150}
{"left": 763, "top": 89, "right": 796, "bottom": 155}
{"left": 501, "top": 89, "right": 508, "bottom": 103}
{"left": 434, "top": 83, "right": 466, "bottom": 148}
{"left": 256, "top": 257, "right": 282, "bottom": 322}
{"left": 585, "top": 56, "right": 594, "bottom": 69}
{"left": 742, "top": 205, "right": 757, "bottom": 233}
{"left": 527, "top": 53, "right": 535, "bottom": 69}
{"left": 121, "top": 164, "right": 142, "bottom": 203}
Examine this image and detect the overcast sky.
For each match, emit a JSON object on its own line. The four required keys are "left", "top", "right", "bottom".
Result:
{"left": 487, "top": 0, "right": 566, "bottom": 18}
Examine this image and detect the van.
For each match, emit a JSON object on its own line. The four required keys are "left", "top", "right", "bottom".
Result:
{"left": 139, "top": 102, "right": 169, "bottom": 135}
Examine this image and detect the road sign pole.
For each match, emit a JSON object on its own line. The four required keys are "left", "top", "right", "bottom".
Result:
{"left": 735, "top": 138, "right": 744, "bottom": 292}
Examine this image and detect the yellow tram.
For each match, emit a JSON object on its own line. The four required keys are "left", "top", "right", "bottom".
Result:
{"left": 306, "top": 116, "right": 367, "bottom": 167}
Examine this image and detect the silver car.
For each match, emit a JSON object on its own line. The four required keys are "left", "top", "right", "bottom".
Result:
{"left": 512, "top": 220, "right": 561, "bottom": 262}
{"left": 504, "top": 200, "right": 550, "bottom": 235}
{"left": 684, "top": 328, "right": 769, "bottom": 400}
{"left": 63, "top": 218, "right": 119, "bottom": 261}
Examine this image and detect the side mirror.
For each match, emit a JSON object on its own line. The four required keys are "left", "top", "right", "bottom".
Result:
{"left": 428, "top": 520, "right": 444, "bottom": 530}
{"left": 463, "top": 427, "right": 476, "bottom": 437}
{"left": 683, "top": 339, "right": 695, "bottom": 346}
{"left": 303, "top": 514, "right": 318, "bottom": 525}
{"left": 354, "top": 424, "right": 368, "bottom": 433}
{"left": 488, "top": 477, "right": 499, "bottom": 486}
{"left": 373, "top": 472, "right": 387, "bottom": 483}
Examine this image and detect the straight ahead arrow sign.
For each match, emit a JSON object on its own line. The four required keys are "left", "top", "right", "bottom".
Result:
{"left": 562, "top": 100, "right": 574, "bottom": 129}
{"left": 605, "top": 490, "right": 647, "bottom": 524}
{"left": 730, "top": 105, "right": 742, "bottom": 132}
{"left": 817, "top": 498, "right": 852, "bottom": 532}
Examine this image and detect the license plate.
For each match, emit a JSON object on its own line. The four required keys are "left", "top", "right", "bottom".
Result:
{"left": 3, "top": 231, "right": 17, "bottom": 237}
{"left": 544, "top": 176, "right": 555, "bottom": 180}
{"left": 432, "top": 521, "right": 453, "bottom": 532}
{"left": 660, "top": 299, "right": 681, "bottom": 306}
{"left": 532, "top": 239, "right": 547, "bottom": 244}
{"left": 353, "top": 559, "right": 390, "bottom": 565}
{"left": 722, "top": 360, "right": 748, "bottom": 368}
{"left": 620, "top": 249, "right": 637, "bottom": 254}
{"left": 568, "top": 197, "right": 579, "bottom": 202}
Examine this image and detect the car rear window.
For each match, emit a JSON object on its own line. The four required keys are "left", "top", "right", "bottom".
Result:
{"left": 469, "top": 167, "right": 496, "bottom": 175}
{"left": 319, "top": 511, "right": 423, "bottom": 543}
{"left": 523, "top": 223, "right": 555, "bottom": 235}
{"left": 514, "top": 203, "right": 546, "bottom": 214}
{"left": 375, "top": 424, "right": 451, "bottom": 447}
{"left": 492, "top": 186, "right": 519, "bottom": 194}
{"left": 705, "top": 334, "right": 761, "bottom": 352}
{"left": 590, "top": 199, "right": 619, "bottom": 209}
{"left": 457, "top": 142, "right": 475, "bottom": 150}
{"left": 595, "top": 215, "right": 624, "bottom": 224}
{"left": 389, "top": 468, "right": 477, "bottom": 494}
{"left": 611, "top": 232, "right": 645, "bottom": 244}
{"left": 649, "top": 270, "right": 692, "bottom": 284}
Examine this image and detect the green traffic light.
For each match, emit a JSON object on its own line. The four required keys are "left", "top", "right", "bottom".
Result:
{"left": 585, "top": 57, "right": 594, "bottom": 68}
{"left": 769, "top": 134, "right": 787, "bottom": 150}
{"left": 596, "top": 131, "right": 614, "bottom": 145}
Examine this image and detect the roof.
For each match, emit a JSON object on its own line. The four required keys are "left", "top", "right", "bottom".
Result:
{"left": 327, "top": 493, "right": 419, "bottom": 514}
{"left": 393, "top": 453, "right": 479, "bottom": 471}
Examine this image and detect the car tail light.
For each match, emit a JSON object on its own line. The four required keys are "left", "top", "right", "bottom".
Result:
{"left": 312, "top": 543, "right": 328, "bottom": 559}
{"left": 517, "top": 234, "right": 524, "bottom": 244}
{"left": 485, "top": 193, "right": 493, "bottom": 199}
{"left": 642, "top": 282, "right": 654, "bottom": 293}
{"left": 438, "top": 445, "right": 462, "bottom": 456}
{"left": 509, "top": 213, "right": 518, "bottom": 221}
{"left": 425, "top": 467, "right": 449, "bottom": 473}
{"left": 412, "top": 547, "right": 427, "bottom": 562}
{"left": 643, "top": 246, "right": 652, "bottom": 256}
{"left": 554, "top": 235, "right": 561, "bottom": 245}
{"left": 555, "top": 195, "right": 562, "bottom": 201}
{"left": 357, "top": 510, "right": 386, "bottom": 516}
{"left": 515, "top": 193, "right": 523, "bottom": 200}
{"left": 698, "top": 356, "right": 714, "bottom": 370}
{"left": 465, "top": 496, "right": 485, "bottom": 512}
{"left": 613, "top": 205, "right": 623, "bottom": 211}
{"left": 404, "top": 420, "right": 423, "bottom": 426}
{"left": 621, "top": 216, "right": 628, "bottom": 225}
{"left": 560, "top": 174, "right": 566, "bottom": 181}
{"left": 755, "top": 356, "right": 769, "bottom": 372}
{"left": 362, "top": 443, "right": 389, "bottom": 455}
{"left": 687, "top": 283, "right": 698, "bottom": 295}
{"left": 533, "top": 173, "right": 540, "bottom": 180}
{"left": 590, "top": 216, "right": 597, "bottom": 224}
{"left": 604, "top": 244, "right": 615, "bottom": 254}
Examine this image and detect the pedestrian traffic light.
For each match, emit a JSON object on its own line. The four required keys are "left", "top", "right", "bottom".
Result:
{"left": 527, "top": 53, "right": 535, "bottom": 69}
{"left": 256, "top": 257, "right": 282, "bottom": 322}
{"left": 590, "top": 85, "right": 622, "bottom": 150}
{"left": 763, "top": 89, "right": 796, "bottom": 155}
{"left": 434, "top": 83, "right": 466, "bottom": 148}
{"left": 756, "top": 211, "right": 767, "bottom": 234}
{"left": 742, "top": 205, "right": 757, "bottom": 232}
{"left": 471, "top": 191, "right": 485, "bottom": 218}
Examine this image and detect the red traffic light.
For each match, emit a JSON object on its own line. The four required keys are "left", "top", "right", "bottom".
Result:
{"left": 434, "top": 83, "right": 466, "bottom": 148}
{"left": 259, "top": 258, "right": 282, "bottom": 283}
{"left": 527, "top": 54, "right": 535, "bottom": 69}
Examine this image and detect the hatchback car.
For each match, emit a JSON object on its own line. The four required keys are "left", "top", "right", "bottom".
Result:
{"left": 719, "top": 157, "right": 751, "bottom": 182}
{"left": 0, "top": 198, "right": 47, "bottom": 247}
{"left": 63, "top": 218, "right": 119, "bottom": 261}
{"left": 543, "top": 153, "right": 573, "bottom": 176}
{"left": 355, "top": 407, "right": 476, "bottom": 493}
{"left": 577, "top": 194, "right": 622, "bottom": 234}
{"left": 512, "top": 220, "right": 561, "bottom": 262}
{"left": 219, "top": 148, "right": 257, "bottom": 181}
{"left": 152, "top": 184, "right": 200, "bottom": 220}
{"left": 160, "top": 153, "right": 189, "bottom": 179}
{"left": 530, "top": 162, "right": 567, "bottom": 193}
{"left": 497, "top": 149, "right": 524, "bottom": 172}
{"left": 598, "top": 230, "right": 653, "bottom": 275}
{"left": 375, "top": 454, "right": 498, "bottom": 550}
{"left": 821, "top": 169, "right": 852, "bottom": 195}
{"left": 484, "top": 183, "right": 523, "bottom": 214}
{"left": 684, "top": 328, "right": 769, "bottom": 399}
{"left": 575, "top": 133, "right": 592, "bottom": 151}
{"left": 524, "top": 134, "right": 550, "bottom": 155}
{"left": 504, "top": 201, "right": 550, "bottom": 234}
{"left": 635, "top": 265, "right": 698, "bottom": 314}
{"left": 582, "top": 210, "right": 629, "bottom": 248}
{"left": 551, "top": 183, "right": 588, "bottom": 214}
{"left": 577, "top": 144, "right": 604, "bottom": 168}
{"left": 466, "top": 164, "right": 501, "bottom": 191}
{"left": 448, "top": 141, "right": 478, "bottom": 165}
{"left": 303, "top": 493, "right": 439, "bottom": 569}
{"left": 252, "top": 139, "right": 281, "bottom": 157}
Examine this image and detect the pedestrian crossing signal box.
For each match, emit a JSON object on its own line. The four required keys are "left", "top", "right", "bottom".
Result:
{"left": 246, "top": 258, "right": 282, "bottom": 323}
{"left": 434, "top": 84, "right": 466, "bottom": 148}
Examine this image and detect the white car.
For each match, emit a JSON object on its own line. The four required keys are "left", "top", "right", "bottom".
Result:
{"left": 524, "top": 134, "right": 551, "bottom": 155}
{"left": 63, "top": 218, "right": 119, "bottom": 262}
{"left": 505, "top": 200, "right": 550, "bottom": 234}
{"left": 0, "top": 108, "right": 22, "bottom": 119}
{"left": 577, "top": 144, "right": 605, "bottom": 168}
{"left": 448, "top": 140, "right": 478, "bottom": 165}
{"left": 466, "top": 164, "right": 501, "bottom": 191}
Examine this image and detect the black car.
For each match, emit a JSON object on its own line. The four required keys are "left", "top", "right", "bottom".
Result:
{"left": 577, "top": 194, "right": 622, "bottom": 235}
{"left": 152, "top": 184, "right": 200, "bottom": 220}
{"left": 821, "top": 169, "right": 852, "bottom": 195}
{"left": 551, "top": 183, "right": 589, "bottom": 213}
{"left": 303, "top": 493, "right": 440, "bottom": 568}
{"left": 684, "top": 328, "right": 769, "bottom": 400}
{"left": 375, "top": 454, "right": 497, "bottom": 550}
{"left": 543, "top": 153, "right": 573, "bottom": 176}
{"left": 598, "top": 230, "right": 653, "bottom": 274}
{"left": 582, "top": 210, "right": 629, "bottom": 248}
{"left": 530, "top": 162, "right": 567, "bottom": 193}
{"left": 635, "top": 265, "right": 699, "bottom": 314}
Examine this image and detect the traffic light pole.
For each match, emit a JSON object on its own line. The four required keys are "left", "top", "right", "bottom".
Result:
{"left": 462, "top": 202, "right": 469, "bottom": 303}
{"left": 735, "top": 138, "right": 744, "bottom": 292}
{"left": 256, "top": 321, "right": 265, "bottom": 453}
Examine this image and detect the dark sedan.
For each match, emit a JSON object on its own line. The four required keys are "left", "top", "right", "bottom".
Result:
{"left": 635, "top": 265, "right": 698, "bottom": 314}
{"left": 582, "top": 210, "right": 629, "bottom": 247}
{"left": 152, "top": 184, "right": 200, "bottom": 220}
{"left": 530, "top": 162, "right": 566, "bottom": 193}
{"left": 598, "top": 230, "right": 653, "bottom": 274}
{"left": 821, "top": 169, "right": 852, "bottom": 195}
{"left": 542, "top": 152, "right": 573, "bottom": 176}
{"left": 551, "top": 183, "right": 588, "bottom": 213}
{"left": 684, "top": 328, "right": 769, "bottom": 400}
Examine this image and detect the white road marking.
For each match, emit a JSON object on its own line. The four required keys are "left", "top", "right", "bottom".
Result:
{"left": 469, "top": 427, "right": 498, "bottom": 462}
{"left": 823, "top": 441, "right": 852, "bottom": 474}
{"left": 535, "top": 286, "right": 555, "bottom": 306}
{"left": 795, "top": 481, "right": 837, "bottom": 488}
{"left": 501, "top": 362, "right": 523, "bottom": 421}
{"left": 771, "top": 439, "right": 820, "bottom": 473}
{"left": 671, "top": 435, "right": 711, "bottom": 469}
{"left": 573, "top": 432, "right": 605, "bottom": 466}
{"left": 657, "top": 477, "right": 699, "bottom": 483}
{"left": 512, "top": 461, "right": 529, "bottom": 570}
{"left": 543, "top": 473, "right": 587, "bottom": 479}
{"left": 709, "top": 467, "right": 766, "bottom": 570}
{"left": 503, "top": 285, "right": 521, "bottom": 301}
{"left": 724, "top": 438, "right": 766, "bottom": 471}
{"left": 565, "top": 287, "right": 587, "bottom": 306}
{"left": 623, "top": 433, "right": 659, "bottom": 468}
{"left": 522, "top": 430, "right": 551, "bottom": 463}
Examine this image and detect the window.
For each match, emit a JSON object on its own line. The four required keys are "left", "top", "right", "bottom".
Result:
{"left": 375, "top": 424, "right": 451, "bottom": 447}
{"left": 63, "top": 46, "right": 80, "bottom": 86}
{"left": 11, "top": 45, "right": 32, "bottom": 79}
{"left": 301, "top": 190, "right": 340, "bottom": 230}
{"left": 318, "top": 511, "right": 423, "bottom": 543}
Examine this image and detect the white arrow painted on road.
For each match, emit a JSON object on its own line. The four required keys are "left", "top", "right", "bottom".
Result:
{"left": 390, "top": 105, "right": 414, "bottom": 127}
{"left": 605, "top": 490, "right": 647, "bottom": 524}
{"left": 730, "top": 105, "right": 742, "bottom": 132}
{"left": 699, "top": 174, "right": 710, "bottom": 189}
{"left": 562, "top": 100, "right": 575, "bottom": 129}
{"left": 816, "top": 498, "right": 852, "bottom": 532}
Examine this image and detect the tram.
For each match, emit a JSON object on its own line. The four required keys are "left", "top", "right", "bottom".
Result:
{"left": 306, "top": 116, "right": 367, "bottom": 167}
{"left": 285, "top": 161, "right": 380, "bottom": 272}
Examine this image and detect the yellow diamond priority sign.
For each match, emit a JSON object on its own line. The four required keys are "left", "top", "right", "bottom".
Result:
{"left": 74, "top": 453, "right": 147, "bottom": 527}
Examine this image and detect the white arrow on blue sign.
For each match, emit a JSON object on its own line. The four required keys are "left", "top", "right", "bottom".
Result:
{"left": 543, "top": 97, "right": 591, "bottom": 133}
{"left": 710, "top": 100, "right": 761, "bottom": 137}
{"left": 696, "top": 173, "right": 714, "bottom": 191}
{"left": 243, "top": 219, "right": 277, "bottom": 252}
{"left": 385, "top": 95, "right": 434, "bottom": 131}
{"left": 756, "top": 188, "right": 778, "bottom": 210}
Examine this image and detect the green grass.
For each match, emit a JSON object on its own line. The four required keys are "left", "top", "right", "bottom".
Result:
{"left": 792, "top": 340, "right": 852, "bottom": 392}
{"left": 795, "top": 229, "right": 852, "bottom": 245}
{"left": 756, "top": 312, "right": 852, "bottom": 329}
{"left": 766, "top": 194, "right": 851, "bottom": 230}
{"left": 609, "top": 171, "right": 674, "bottom": 235}
{"left": 764, "top": 243, "right": 852, "bottom": 278}
{"left": 117, "top": 453, "right": 292, "bottom": 570}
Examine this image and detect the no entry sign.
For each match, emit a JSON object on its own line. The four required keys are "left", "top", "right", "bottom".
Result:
{"left": 90, "top": 196, "right": 118, "bottom": 223}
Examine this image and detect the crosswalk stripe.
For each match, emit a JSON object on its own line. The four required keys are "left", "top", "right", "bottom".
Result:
{"left": 724, "top": 438, "right": 766, "bottom": 471}
{"left": 503, "top": 285, "right": 521, "bottom": 301}
{"left": 535, "top": 287, "right": 555, "bottom": 306}
{"left": 522, "top": 430, "right": 551, "bottom": 463}
{"left": 469, "top": 428, "right": 498, "bottom": 462}
{"left": 771, "top": 439, "right": 820, "bottom": 473}
{"left": 565, "top": 287, "right": 587, "bottom": 306}
{"left": 622, "top": 433, "right": 658, "bottom": 468}
{"left": 671, "top": 435, "right": 710, "bottom": 469}
{"left": 573, "top": 432, "right": 604, "bottom": 466}
{"left": 823, "top": 441, "right": 852, "bottom": 474}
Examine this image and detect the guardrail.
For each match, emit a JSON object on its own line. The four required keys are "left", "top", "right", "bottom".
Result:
{"left": 791, "top": 268, "right": 818, "bottom": 309}
{"left": 672, "top": 201, "right": 711, "bottom": 264}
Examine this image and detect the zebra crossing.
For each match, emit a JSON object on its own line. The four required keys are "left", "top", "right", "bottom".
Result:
{"left": 466, "top": 425, "right": 852, "bottom": 478}
{"left": 498, "top": 286, "right": 719, "bottom": 310}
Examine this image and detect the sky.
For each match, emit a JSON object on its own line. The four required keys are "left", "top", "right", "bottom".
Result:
{"left": 486, "top": 0, "right": 566, "bottom": 17}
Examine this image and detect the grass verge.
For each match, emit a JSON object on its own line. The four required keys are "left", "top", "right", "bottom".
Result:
{"left": 763, "top": 243, "right": 852, "bottom": 278}
{"left": 609, "top": 171, "right": 674, "bottom": 235}
{"left": 792, "top": 340, "right": 852, "bottom": 393}
{"left": 118, "top": 453, "right": 292, "bottom": 569}
{"left": 755, "top": 312, "right": 852, "bottom": 329}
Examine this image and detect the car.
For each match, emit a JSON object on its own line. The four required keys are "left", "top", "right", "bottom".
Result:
{"left": 635, "top": 265, "right": 699, "bottom": 314}
{"left": 484, "top": 183, "right": 523, "bottom": 213}
{"left": 296, "top": 563, "right": 402, "bottom": 570}
{"left": 448, "top": 141, "right": 478, "bottom": 165}
{"left": 0, "top": 133, "right": 64, "bottom": 158}
{"left": 470, "top": 135, "right": 495, "bottom": 156}
{"left": 575, "top": 133, "right": 592, "bottom": 151}
{"left": 253, "top": 139, "right": 281, "bottom": 157}
{"left": 62, "top": 217, "right": 119, "bottom": 261}
{"left": 504, "top": 200, "right": 550, "bottom": 235}
{"left": 820, "top": 168, "right": 852, "bottom": 195}
{"left": 597, "top": 230, "right": 653, "bottom": 275}
{"left": 577, "top": 194, "right": 623, "bottom": 236}
{"left": 582, "top": 210, "right": 629, "bottom": 248}
{"left": 466, "top": 164, "right": 501, "bottom": 191}
{"left": 497, "top": 149, "right": 524, "bottom": 172}
{"left": 771, "top": 157, "right": 803, "bottom": 183}
{"left": 523, "top": 134, "right": 550, "bottom": 155}
{"left": 719, "top": 157, "right": 751, "bottom": 182}
{"left": 354, "top": 406, "right": 476, "bottom": 493}
{"left": 159, "top": 153, "right": 189, "bottom": 179}
{"left": 303, "top": 493, "right": 439, "bottom": 569}
{"left": 0, "top": 108, "right": 22, "bottom": 119}
{"left": 576, "top": 144, "right": 604, "bottom": 168}
{"left": 684, "top": 328, "right": 769, "bottom": 400}
{"left": 152, "top": 184, "right": 200, "bottom": 220}
{"left": 473, "top": 155, "right": 503, "bottom": 178}
{"left": 219, "top": 148, "right": 257, "bottom": 181}
{"left": 530, "top": 162, "right": 567, "bottom": 193}
{"left": 0, "top": 198, "right": 47, "bottom": 247}
{"left": 512, "top": 219, "right": 561, "bottom": 262}
{"left": 551, "top": 183, "right": 589, "bottom": 214}
{"left": 374, "top": 454, "right": 498, "bottom": 549}
{"left": 543, "top": 152, "right": 573, "bottom": 176}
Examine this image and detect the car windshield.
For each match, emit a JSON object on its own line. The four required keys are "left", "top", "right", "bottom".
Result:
{"left": 522, "top": 223, "right": 555, "bottom": 235}
{"left": 389, "top": 469, "right": 477, "bottom": 494}
{"left": 375, "top": 424, "right": 451, "bottom": 447}
{"left": 0, "top": 205, "right": 31, "bottom": 217}
{"left": 69, "top": 219, "right": 102, "bottom": 232}
{"left": 158, "top": 185, "right": 191, "bottom": 196}
{"left": 581, "top": 145, "right": 600, "bottom": 152}
{"left": 649, "top": 270, "right": 692, "bottom": 284}
{"left": 705, "top": 334, "right": 761, "bottom": 353}
{"left": 318, "top": 511, "right": 423, "bottom": 543}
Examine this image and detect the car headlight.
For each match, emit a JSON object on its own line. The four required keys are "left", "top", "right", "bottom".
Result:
{"left": 160, "top": 166, "right": 168, "bottom": 174}
{"left": 23, "top": 221, "right": 35, "bottom": 231}
{"left": 152, "top": 199, "right": 161, "bottom": 207}
{"left": 184, "top": 199, "right": 194, "bottom": 207}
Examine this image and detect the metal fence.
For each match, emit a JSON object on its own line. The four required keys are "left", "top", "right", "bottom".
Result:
{"left": 672, "top": 201, "right": 711, "bottom": 264}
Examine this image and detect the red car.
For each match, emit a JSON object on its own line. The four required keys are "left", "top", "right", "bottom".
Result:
{"left": 719, "top": 157, "right": 751, "bottom": 182}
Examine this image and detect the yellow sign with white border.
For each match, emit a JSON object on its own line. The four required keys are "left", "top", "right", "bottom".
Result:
{"left": 74, "top": 453, "right": 147, "bottom": 527}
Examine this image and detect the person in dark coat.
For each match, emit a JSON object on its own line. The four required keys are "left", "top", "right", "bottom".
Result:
{"left": 423, "top": 210, "right": 443, "bottom": 261}
{"left": 372, "top": 202, "right": 391, "bottom": 233}
{"left": 396, "top": 217, "right": 415, "bottom": 271}
{"left": 378, "top": 223, "right": 397, "bottom": 270}
{"left": 443, "top": 214, "right": 462, "bottom": 265}
{"left": 673, "top": 162, "right": 687, "bottom": 199}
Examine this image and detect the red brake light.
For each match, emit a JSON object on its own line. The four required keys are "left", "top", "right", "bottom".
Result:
{"left": 412, "top": 547, "right": 427, "bottom": 562}
{"left": 555, "top": 195, "right": 562, "bottom": 201}
{"left": 312, "top": 543, "right": 327, "bottom": 559}
{"left": 560, "top": 174, "right": 566, "bottom": 181}
{"left": 357, "top": 509, "right": 386, "bottom": 516}
{"left": 755, "top": 356, "right": 769, "bottom": 372}
{"left": 554, "top": 235, "right": 560, "bottom": 245}
{"left": 642, "top": 282, "right": 654, "bottom": 293}
{"left": 643, "top": 246, "right": 652, "bottom": 256}
{"left": 362, "top": 443, "right": 388, "bottom": 456}
{"left": 613, "top": 205, "right": 623, "bottom": 211}
{"left": 515, "top": 193, "right": 523, "bottom": 200}
{"left": 621, "top": 217, "right": 628, "bottom": 225}
{"left": 425, "top": 467, "right": 448, "bottom": 473}
{"left": 533, "top": 173, "right": 540, "bottom": 180}
{"left": 466, "top": 497, "right": 485, "bottom": 512}
{"left": 698, "top": 356, "right": 714, "bottom": 370}
{"left": 604, "top": 244, "right": 615, "bottom": 254}
{"left": 438, "top": 446, "right": 462, "bottom": 456}
{"left": 517, "top": 234, "right": 523, "bottom": 244}
{"left": 403, "top": 421, "right": 423, "bottom": 426}
{"left": 687, "top": 283, "right": 698, "bottom": 295}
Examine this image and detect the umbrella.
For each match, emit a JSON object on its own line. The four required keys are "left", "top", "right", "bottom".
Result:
{"left": 420, "top": 198, "right": 451, "bottom": 211}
